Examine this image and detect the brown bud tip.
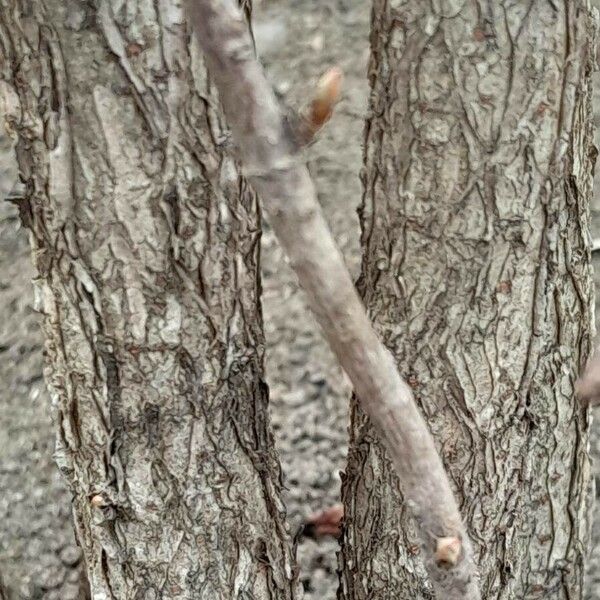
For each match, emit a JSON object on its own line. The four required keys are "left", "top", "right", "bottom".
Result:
{"left": 435, "top": 536, "right": 462, "bottom": 567}
{"left": 302, "top": 503, "right": 344, "bottom": 540}
{"left": 307, "top": 67, "right": 343, "bottom": 130}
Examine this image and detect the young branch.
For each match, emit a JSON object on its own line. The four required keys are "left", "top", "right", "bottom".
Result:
{"left": 186, "top": 1, "right": 480, "bottom": 597}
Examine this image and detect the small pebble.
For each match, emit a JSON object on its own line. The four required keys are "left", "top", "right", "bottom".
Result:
{"left": 60, "top": 545, "right": 82, "bottom": 567}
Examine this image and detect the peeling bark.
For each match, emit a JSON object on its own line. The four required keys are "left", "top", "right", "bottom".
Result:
{"left": 0, "top": 1, "right": 299, "bottom": 598}
{"left": 340, "top": 1, "right": 597, "bottom": 598}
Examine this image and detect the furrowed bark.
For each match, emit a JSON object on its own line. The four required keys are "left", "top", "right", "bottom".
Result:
{"left": 340, "top": 1, "right": 597, "bottom": 599}
{"left": 0, "top": 1, "right": 299, "bottom": 598}
{"left": 187, "top": 1, "right": 480, "bottom": 597}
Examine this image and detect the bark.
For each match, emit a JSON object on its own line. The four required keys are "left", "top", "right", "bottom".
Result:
{"left": 339, "top": 1, "right": 597, "bottom": 599}
{"left": 187, "top": 0, "right": 479, "bottom": 597}
{"left": 0, "top": 1, "right": 299, "bottom": 599}
{"left": 0, "top": 571, "right": 8, "bottom": 600}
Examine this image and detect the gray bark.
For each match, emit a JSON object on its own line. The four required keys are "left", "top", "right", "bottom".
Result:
{"left": 0, "top": 1, "right": 299, "bottom": 599}
{"left": 339, "top": 1, "right": 597, "bottom": 599}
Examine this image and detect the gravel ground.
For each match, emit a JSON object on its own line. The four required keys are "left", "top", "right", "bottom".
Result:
{"left": 255, "top": 0, "right": 368, "bottom": 596}
{"left": 0, "top": 201, "right": 88, "bottom": 599}
{"left": 0, "top": 0, "right": 599, "bottom": 598}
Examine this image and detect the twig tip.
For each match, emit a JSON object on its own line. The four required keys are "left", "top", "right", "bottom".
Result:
{"left": 435, "top": 536, "right": 462, "bottom": 567}
{"left": 309, "top": 66, "right": 343, "bottom": 128}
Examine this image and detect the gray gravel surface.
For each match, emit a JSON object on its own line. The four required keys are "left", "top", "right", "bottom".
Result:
{"left": 255, "top": 0, "right": 368, "bottom": 596}
{"left": 0, "top": 200, "right": 88, "bottom": 600}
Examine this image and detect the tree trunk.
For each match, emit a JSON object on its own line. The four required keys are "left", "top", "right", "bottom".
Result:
{"left": 0, "top": 571, "right": 9, "bottom": 600}
{"left": 339, "top": 1, "right": 597, "bottom": 599}
{"left": 0, "top": 2, "right": 298, "bottom": 598}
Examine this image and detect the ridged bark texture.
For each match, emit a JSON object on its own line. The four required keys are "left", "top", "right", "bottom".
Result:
{"left": 339, "top": 1, "right": 597, "bottom": 598}
{"left": 0, "top": 1, "right": 298, "bottom": 598}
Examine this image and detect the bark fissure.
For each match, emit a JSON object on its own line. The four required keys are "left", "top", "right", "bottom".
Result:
{"left": 340, "top": 1, "right": 596, "bottom": 598}
{"left": 0, "top": 1, "right": 299, "bottom": 598}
